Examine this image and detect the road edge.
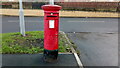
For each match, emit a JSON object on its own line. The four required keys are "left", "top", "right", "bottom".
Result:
{"left": 1, "top": 15, "right": 119, "bottom": 18}
{"left": 60, "top": 31, "right": 83, "bottom": 68}
{"left": 1, "top": 9, "right": 118, "bottom": 18}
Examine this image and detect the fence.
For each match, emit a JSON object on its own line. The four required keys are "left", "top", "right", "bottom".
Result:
{"left": 56, "top": 2, "right": 119, "bottom": 12}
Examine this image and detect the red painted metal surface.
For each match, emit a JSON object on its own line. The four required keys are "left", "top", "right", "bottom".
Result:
{"left": 42, "top": 5, "right": 61, "bottom": 50}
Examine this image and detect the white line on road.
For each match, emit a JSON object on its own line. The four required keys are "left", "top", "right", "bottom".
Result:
{"left": 68, "top": 21, "right": 105, "bottom": 23}
{"left": 8, "top": 20, "right": 41, "bottom": 23}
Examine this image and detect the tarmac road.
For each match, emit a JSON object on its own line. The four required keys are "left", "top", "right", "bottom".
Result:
{"left": 1, "top": 16, "right": 118, "bottom": 67}
{"left": 2, "top": 16, "right": 118, "bottom": 33}
{"left": 67, "top": 32, "right": 118, "bottom": 67}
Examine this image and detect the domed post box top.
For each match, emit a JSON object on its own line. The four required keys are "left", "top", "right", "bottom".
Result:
{"left": 41, "top": 5, "right": 62, "bottom": 11}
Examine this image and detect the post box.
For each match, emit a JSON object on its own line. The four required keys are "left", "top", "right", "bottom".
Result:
{"left": 42, "top": 5, "right": 61, "bottom": 62}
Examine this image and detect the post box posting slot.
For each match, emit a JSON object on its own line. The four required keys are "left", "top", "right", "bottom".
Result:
{"left": 45, "top": 12, "right": 58, "bottom": 19}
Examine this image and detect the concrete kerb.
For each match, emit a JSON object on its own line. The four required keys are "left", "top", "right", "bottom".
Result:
{"left": 60, "top": 31, "right": 83, "bottom": 68}
{"left": 1, "top": 15, "right": 119, "bottom": 18}
{"left": 1, "top": 14, "right": 119, "bottom": 18}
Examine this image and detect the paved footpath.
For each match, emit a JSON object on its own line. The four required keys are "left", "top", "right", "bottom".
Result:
{"left": 1, "top": 54, "right": 80, "bottom": 68}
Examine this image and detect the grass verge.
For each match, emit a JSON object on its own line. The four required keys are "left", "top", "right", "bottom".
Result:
{"left": 1, "top": 9, "right": 118, "bottom": 18}
{"left": 0, "top": 31, "right": 72, "bottom": 54}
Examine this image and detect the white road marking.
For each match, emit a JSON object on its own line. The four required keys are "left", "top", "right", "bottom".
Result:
{"left": 8, "top": 20, "right": 41, "bottom": 23}
{"left": 8, "top": 20, "right": 105, "bottom": 23}
{"left": 68, "top": 21, "right": 105, "bottom": 23}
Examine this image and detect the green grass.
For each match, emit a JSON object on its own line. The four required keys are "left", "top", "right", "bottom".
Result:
{"left": 0, "top": 31, "right": 71, "bottom": 54}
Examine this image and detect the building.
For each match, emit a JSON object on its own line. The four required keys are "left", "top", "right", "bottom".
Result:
{"left": 90, "top": 0, "right": 119, "bottom": 2}
{"left": 60, "top": 0, "right": 119, "bottom": 2}
{"left": 1, "top": 0, "right": 120, "bottom": 2}
{"left": 1, "top": 0, "right": 43, "bottom": 2}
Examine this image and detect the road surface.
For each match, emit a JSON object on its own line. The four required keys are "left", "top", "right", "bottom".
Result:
{"left": 2, "top": 16, "right": 118, "bottom": 33}
{"left": 1, "top": 16, "right": 118, "bottom": 67}
{"left": 67, "top": 32, "right": 118, "bottom": 67}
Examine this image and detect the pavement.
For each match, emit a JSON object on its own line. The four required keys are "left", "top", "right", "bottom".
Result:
{"left": 1, "top": 16, "right": 119, "bottom": 67}
{"left": 1, "top": 54, "right": 79, "bottom": 68}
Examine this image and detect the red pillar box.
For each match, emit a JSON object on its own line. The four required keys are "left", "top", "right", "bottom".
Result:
{"left": 42, "top": 5, "right": 61, "bottom": 62}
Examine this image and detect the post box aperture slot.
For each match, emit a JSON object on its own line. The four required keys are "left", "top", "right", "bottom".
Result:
{"left": 47, "top": 16, "right": 57, "bottom": 17}
{"left": 46, "top": 15, "right": 58, "bottom": 20}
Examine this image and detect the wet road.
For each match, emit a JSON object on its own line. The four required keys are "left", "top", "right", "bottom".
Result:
{"left": 67, "top": 32, "right": 118, "bottom": 67}
{"left": 1, "top": 16, "right": 118, "bottom": 67}
{"left": 2, "top": 16, "right": 118, "bottom": 33}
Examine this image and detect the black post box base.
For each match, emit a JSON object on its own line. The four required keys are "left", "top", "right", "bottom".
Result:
{"left": 44, "top": 49, "right": 58, "bottom": 62}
